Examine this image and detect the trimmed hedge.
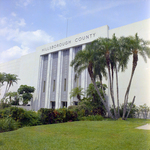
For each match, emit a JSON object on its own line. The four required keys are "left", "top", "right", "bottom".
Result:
{"left": 38, "top": 108, "right": 78, "bottom": 124}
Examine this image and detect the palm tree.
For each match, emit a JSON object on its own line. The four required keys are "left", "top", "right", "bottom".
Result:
{"left": 97, "top": 37, "right": 118, "bottom": 118}
{"left": 70, "top": 86, "right": 84, "bottom": 101}
{"left": 3, "top": 73, "right": 19, "bottom": 99}
{"left": 71, "top": 41, "right": 114, "bottom": 119}
{"left": 109, "top": 35, "right": 131, "bottom": 118}
{"left": 0, "top": 72, "right": 5, "bottom": 87}
{"left": 122, "top": 33, "right": 150, "bottom": 119}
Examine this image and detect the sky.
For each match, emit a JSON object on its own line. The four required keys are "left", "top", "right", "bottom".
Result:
{"left": 0, "top": 0, "right": 150, "bottom": 63}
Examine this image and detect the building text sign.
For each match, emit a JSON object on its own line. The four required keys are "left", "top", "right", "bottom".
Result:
{"left": 42, "top": 33, "right": 96, "bottom": 52}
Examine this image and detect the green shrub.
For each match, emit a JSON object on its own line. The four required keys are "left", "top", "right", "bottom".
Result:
{"left": 38, "top": 108, "right": 78, "bottom": 124}
{"left": 0, "top": 117, "right": 19, "bottom": 132}
{"left": 68, "top": 102, "right": 106, "bottom": 118}
{"left": 110, "top": 102, "right": 136, "bottom": 118}
{"left": 38, "top": 108, "right": 55, "bottom": 124}
{"left": 10, "top": 107, "right": 41, "bottom": 126}
{"left": 0, "top": 107, "right": 11, "bottom": 118}
{"left": 57, "top": 108, "right": 78, "bottom": 122}
{"left": 0, "top": 102, "right": 11, "bottom": 109}
{"left": 0, "top": 107, "right": 41, "bottom": 127}
{"left": 79, "top": 115, "right": 104, "bottom": 121}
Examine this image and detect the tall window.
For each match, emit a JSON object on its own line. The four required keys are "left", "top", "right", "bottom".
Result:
{"left": 62, "top": 102, "right": 67, "bottom": 108}
{"left": 43, "top": 81, "right": 46, "bottom": 92}
{"left": 64, "top": 78, "right": 66, "bottom": 91}
{"left": 51, "top": 102, "right": 55, "bottom": 109}
{"left": 53, "top": 80, "right": 55, "bottom": 91}
{"left": 77, "top": 77, "right": 79, "bottom": 87}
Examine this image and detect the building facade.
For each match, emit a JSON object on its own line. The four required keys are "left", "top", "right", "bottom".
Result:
{"left": 0, "top": 19, "right": 150, "bottom": 111}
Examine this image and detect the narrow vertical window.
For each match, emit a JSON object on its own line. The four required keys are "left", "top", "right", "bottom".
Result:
{"left": 53, "top": 80, "right": 55, "bottom": 91}
{"left": 43, "top": 81, "right": 46, "bottom": 92}
{"left": 77, "top": 77, "right": 79, "bottom": 87}
{"left": 64, "top": 78, "right": 66, "bottom": 91}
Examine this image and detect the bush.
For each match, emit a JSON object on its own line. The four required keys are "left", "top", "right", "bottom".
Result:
{"left": 0, "top": 107, "right": 41, "bottom": 127}
{"left": 0, "top": 102, "right": 11, "bottom": 109}
{"left": 0, "top": 117, "right": 19, "bottom": 132}
{"left": 68, "top": 102, "right": 106, "bottom": 118}
{"left": 79, "top": 115, "right": 104, "bottom": 121}
{"left": 135, "top": 104, "right": 150, "bottom": 119}
{"left": 110, "top": 102, "right": 136, "bottom": 118}
{"left": 57, "top": 108, "right": 78, "bottom": 122}
{"left": 38, "top": 108, "right": 78, "bottom": 124}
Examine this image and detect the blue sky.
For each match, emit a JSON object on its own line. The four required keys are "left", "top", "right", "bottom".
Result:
{"left": 0, "top": 0, "right": 149, "bottom": 63}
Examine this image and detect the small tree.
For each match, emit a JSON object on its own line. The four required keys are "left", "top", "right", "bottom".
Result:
{"left": 18, "top": 85, "right": 35, "bottom": 105}
{"left": 5, "top": 92, "right": 20, "bottom": 105}
{"left": 70, "top": 86, "right": 84, "bottom": 101}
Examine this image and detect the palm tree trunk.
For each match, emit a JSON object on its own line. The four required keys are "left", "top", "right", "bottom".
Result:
{"left": 3, "top": 83, "right": 8, "bottom": 99}
{"left": 122, "top": 52, "right": 138, "bottom": 119}
{"left": 88, "top": 61, "right": 114, "bottom": 119}
{"left": 105, "top": 51, "right": 117, "bottom": 118}
{"left": 98, "top": 74, "right": 107, "bottom": 101}
{"left": 107, "top": 61, "right": 117, "bottom": 119}
{"left": 77, "top": 94, "right": 81, "bottom": 101}
{"left": 125, "top": 96, "right": 135, "bottom": 120}
{"left": 115, "top": 63, "right": 120, "bottom": 118}
{"left": 91, "top": 77, "right": 114, "bottom": 119}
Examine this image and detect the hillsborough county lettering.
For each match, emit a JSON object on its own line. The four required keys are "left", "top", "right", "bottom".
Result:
{"left": 42, "top": 33, "right": 96, "bottom": 51}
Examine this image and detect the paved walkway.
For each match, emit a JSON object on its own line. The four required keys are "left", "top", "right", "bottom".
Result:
{"left": 136, "top": 124, "right": 150, "bottom": 130}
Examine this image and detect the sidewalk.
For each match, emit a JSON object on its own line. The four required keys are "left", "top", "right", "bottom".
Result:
{"left": 136, "top": 124, "right": 150, "bottom": 130}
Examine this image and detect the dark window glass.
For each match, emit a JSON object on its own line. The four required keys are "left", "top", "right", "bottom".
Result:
{"left": 51, "top": 102, "right": 55, "bottom": 109}
{"left": 62, "top": 102, "right": 67, "bottom": 108}
{"left": 53, "top": 80, "right": 55, "bottom": 91}
{"left": 64, "top": 78, "right": 66, "bottom": 91}
{"left": 43, "top": 81, "right": 46, "bottom": 92}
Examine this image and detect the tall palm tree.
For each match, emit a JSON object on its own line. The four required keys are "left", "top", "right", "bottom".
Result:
{"left": 3, "top": 73, "right": 19, "bottom": 99}
{"left": 109, "top": 35, "right": 131, "bottom": 117}
{"left": 71, "top": 41, "right": 114, "bottom": 119}
{"left": 122, "top": 33, "right": 150, "bottom": 119}
{"left": 97, "top": 37, "right": 118, "bottom": 118}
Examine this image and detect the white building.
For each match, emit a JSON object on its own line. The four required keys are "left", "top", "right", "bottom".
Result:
{"left": 0, "top": 19, "right": 150, "bottom": 111}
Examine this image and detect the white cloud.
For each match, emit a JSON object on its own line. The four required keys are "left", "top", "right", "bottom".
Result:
{"left": 13, "top": 30, "right": 53, "bottom": 48}
{"left": 0, "top": 17, "right": 26, "bottom": 28}
{"left": 0, "top": 29, "right": 53, "bottom": 63}
{"left": 0, "top": 46, "right": 29, "bottom": 63}
{"left": 0, "top": 27, "right": 53, "bottom": 48}
{"left": 0, "top": 16, "right": 53, "bottom": 63}
{"left": 16, "top": 0, "right": 33, "bottom": 7}
{"left": 80, "top": 1, "right": 137, "bottom": 16}
{"left": 11, "top": 12, "right": 17, "bottom": 17}
{"left": 0, "top": 17, "right": 7, "bottom": 26}
{"left": 16, "top": 18, "right": 26, "bottom": 27}
{"left": 50, "top": 0, "right": 66, "bottom": 9}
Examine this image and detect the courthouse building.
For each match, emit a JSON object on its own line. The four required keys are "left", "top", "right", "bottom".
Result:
{"left": 0, "top": 19, "right": 150, "bottom": 111}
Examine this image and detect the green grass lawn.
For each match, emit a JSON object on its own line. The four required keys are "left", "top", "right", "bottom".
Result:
{"left": 0, "top": 118, "right": 150, "bottom": 150}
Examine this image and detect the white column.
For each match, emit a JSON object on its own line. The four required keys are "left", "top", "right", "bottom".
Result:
{"left": 55, "top": 51, "right": 63, "bottom": 109}
{"left": 81, "top": 44, "right": 86, "bottom": 96}
{"left": 37, "top": 56, "right": 44, "bottom": 110}
{"left": 45, "top": 53, "right": 52, "bottom": 108}
{"left": 67, "top": 48, "right": 74, "bottom": 107}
